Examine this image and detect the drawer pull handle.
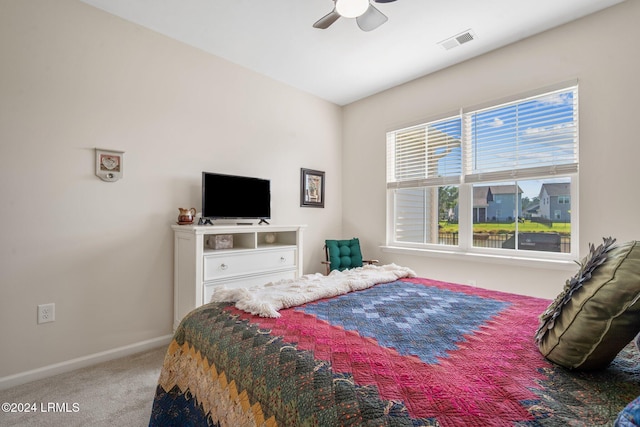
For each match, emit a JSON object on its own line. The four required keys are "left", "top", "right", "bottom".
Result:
{"left": 220, "top": 263, "right": 228, "bottom": 270}
{"left": 280, "top": 257, "right": 286, "bottom": 263}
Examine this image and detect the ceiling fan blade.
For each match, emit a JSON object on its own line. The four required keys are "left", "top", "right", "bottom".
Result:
{"left": 356, "top": 5, "right": 388, "bottom": 32}
{"left": 313, "top": 10, "right": 341, "bottom": 29}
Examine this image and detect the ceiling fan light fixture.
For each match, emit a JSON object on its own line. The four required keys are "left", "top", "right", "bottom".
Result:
{"left": 335, "top": 0, "right": 370, "bottom": 18}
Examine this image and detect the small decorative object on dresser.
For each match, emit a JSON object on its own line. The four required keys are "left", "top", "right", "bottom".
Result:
{"left": 264, "top": 232, "right": 276, "bottom": 244}
{"left": 177, "top": 207, "right": 196, "bottom": 224}
{"left": 213, "top": 234, "right": 233, "bottom": 249}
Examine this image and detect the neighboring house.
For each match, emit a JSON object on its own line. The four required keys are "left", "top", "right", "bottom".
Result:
{"left": 539, "top": 183, "right": 571, "bottom": 222}
{"left": 524, "top": 202, "right": 540, "bottom": 219}
{"left": 473, "top": 185, "right": 523, "bottom": 222}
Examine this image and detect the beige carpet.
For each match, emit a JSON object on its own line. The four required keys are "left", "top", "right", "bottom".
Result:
{"left": 0, "top": 346, "right": 166, "bottom": 426}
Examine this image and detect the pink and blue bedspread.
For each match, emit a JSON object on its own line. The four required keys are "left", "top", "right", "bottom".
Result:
{"left": 149, "top": 278, "right": 640, "bottom": 426}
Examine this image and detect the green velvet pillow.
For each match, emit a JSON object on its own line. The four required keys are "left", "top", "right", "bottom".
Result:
{"left": 536, "top": 238, "right": 640, "bottom": 370}
{"left": 325, "top": 238, "right": 363, "bottom": 272}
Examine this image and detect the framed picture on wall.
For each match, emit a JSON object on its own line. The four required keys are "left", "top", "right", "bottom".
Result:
{"left": 300, "top": 168, "right": 325, "bottom": 208}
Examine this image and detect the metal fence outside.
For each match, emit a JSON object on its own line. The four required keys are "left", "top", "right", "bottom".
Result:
{"left": 438, "top": 232, "right": 571, "bottom": 253}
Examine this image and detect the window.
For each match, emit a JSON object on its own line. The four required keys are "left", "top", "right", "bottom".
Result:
{"left": 386, "top": 85, "right": 578, "bottom": 258}
{"left": 387, "top": 116, "right": 462, "bottom": 245}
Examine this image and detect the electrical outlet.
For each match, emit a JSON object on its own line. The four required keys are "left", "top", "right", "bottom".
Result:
{"left": 37, "top": 303, "right": 55, "bottom": 324}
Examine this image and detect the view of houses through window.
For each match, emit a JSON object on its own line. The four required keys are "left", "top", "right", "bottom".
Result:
{"left": 437, "top": 178, "right": 571, "bottom": 253}
{"left": 387, "top": 85, "right": 577, "bottom": 257}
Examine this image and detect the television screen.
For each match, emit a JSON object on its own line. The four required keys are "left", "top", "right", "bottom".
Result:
{"left": 202, "top": 172, "right": 271, "bottom": 220}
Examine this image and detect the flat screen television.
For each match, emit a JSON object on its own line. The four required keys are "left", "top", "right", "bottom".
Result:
{"left": 202, "top": 172, "right": 271, "bottom": 222}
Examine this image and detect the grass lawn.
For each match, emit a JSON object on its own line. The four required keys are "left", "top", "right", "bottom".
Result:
{"left": 439, "top": 220, "right": 571, "bottom": 235}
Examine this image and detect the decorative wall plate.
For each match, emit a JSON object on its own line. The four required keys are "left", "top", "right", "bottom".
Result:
{"left": 95, "top": 148, "right": 124, "bottom": 182}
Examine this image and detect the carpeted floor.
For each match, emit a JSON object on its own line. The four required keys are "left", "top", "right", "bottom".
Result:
{"left": 0, "top": 346, "right": 166, "bottom": 426}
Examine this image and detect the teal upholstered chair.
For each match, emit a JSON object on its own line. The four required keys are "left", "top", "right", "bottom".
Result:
{"left": 322, "top": 238, "right": 379, "bottom": 274}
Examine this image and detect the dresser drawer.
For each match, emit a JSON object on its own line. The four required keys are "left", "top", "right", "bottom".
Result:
{"left": 203, "top": 247, "right": 296, "bottom": 281}
{"left": 204, "top": 270, "right": 297, "bottom": 304}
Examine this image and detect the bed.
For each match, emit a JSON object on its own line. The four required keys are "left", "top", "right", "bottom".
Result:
{"left": 149, "top": 266, "right": 640, "bottom": 426}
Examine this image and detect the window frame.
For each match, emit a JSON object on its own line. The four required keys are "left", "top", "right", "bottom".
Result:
{"left": 385, "top": 83, "right": 579, "bottom": 263}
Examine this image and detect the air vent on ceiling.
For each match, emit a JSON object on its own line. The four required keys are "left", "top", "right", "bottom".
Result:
{"left": 438, "top": 30, "right": 475, "bottom": 50}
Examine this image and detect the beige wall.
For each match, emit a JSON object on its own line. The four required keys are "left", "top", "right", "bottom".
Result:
{"left": 342, "top": 0, "right": 640, "bottom": 299}
{"left": 0, "top": 0, "right": 342, "bottom": 378}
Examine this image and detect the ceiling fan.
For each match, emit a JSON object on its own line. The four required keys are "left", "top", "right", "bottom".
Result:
{"left": 313, "top": 0, "right": 397, "bottom": 32}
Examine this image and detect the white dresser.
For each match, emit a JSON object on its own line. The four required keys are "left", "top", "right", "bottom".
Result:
{"left": 171, "top": 224, "right": 305, "bottom": 329}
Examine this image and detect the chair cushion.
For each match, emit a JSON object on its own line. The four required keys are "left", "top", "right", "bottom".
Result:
{"left": 325, "top": 238, "right": 363, "bottom": 272}
{"left": 536, "top": 238, "right": 640, "bottom": 370}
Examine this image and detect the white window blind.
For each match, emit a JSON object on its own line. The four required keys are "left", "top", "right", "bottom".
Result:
{"left": 394, "top": 188, "right": 428, "bottom": 243}
{"left": 387, "top": 116, "right": 462, "bottom": 189}
{"left": 464, "top": 87, "right": 578, "bottom": 183}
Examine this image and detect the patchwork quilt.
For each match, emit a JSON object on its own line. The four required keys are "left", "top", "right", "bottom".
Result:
{"left": 149, "top": 278, "right": 640, "bottom": 426}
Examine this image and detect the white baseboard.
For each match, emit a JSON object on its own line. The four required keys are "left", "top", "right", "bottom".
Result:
{"left": 0, "top": 334, "right": 173, "bottom": 391}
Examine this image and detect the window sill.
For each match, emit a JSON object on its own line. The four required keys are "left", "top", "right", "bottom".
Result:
{"left": 380, "top": 245, "right": 578, "bottom": 271}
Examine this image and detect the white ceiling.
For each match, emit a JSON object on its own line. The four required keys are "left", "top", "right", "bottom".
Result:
{"left": 79, "top": 0, "right": 624, "bottom": 106}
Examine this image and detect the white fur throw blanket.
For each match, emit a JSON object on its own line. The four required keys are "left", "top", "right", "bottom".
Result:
{"left": 210, "top": 263, "right": 416, "bottom": 318}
